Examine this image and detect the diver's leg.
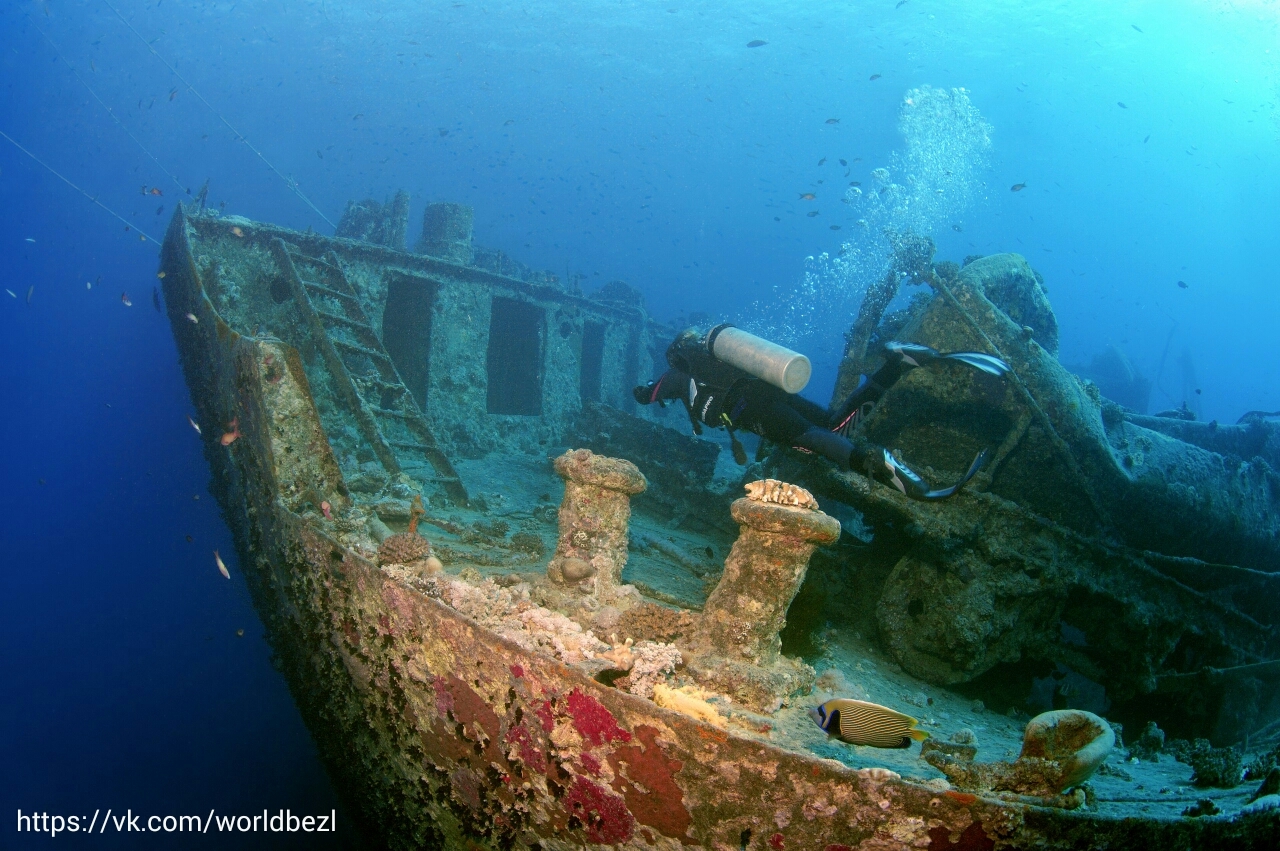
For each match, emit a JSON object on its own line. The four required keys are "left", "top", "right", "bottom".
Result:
{"left": 783, "top": 392, "right": 836, "bottom": 427}
{"left": 829, "top": 372, "right": 890, "bottom": 433}
{"left": 744, "top": 386, "right": 984, "bottom": 500}
{"left": 829, "top": 343, "right": 1011, "bottom": 430}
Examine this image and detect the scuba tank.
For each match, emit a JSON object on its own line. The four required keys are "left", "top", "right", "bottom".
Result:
{"left": 666, "top": 324, "right": 811, "bottom": 394}
{"left": 708, "top": 325, "right": 811, "bottom": 393}
{"left": 665, "top": 324, "right": 811, "bottom": 465}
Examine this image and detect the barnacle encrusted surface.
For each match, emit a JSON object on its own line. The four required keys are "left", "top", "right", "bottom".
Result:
{"left": 378, "top": 532, "right": 432, "bottom": 565}
{"left": 744, "top": 478, "right": 819, "bottom": 510}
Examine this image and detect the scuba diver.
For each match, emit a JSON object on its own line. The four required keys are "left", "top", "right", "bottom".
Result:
{"left": 633, "top": 325, "right": 1010, "bottom": 501}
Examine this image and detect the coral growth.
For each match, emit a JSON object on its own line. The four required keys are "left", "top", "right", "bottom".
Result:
{"left": 377, "top": 495, "right": 433, "bottom": 566}
{"left": 744, "top": 479, "right": 819, "bottom": 510}
{"left": 510, "top": 531, "right": 546, "bottom": 556}
{"left": 564, "top": 775, "right": 634, "bottom": 844}
{"left": 1168, "top": 738, "right": 1244, "bottom": 788}
{"left": 1188, "top": 744, "right": 1244, "bottom": 788}
{"left": 411, "top": 573, "right": 610, "bottom": 666}
{"left": 921, "top": 739, "right": 977, "bottom": 763}
{"left": 1019, "top": 710, "right": 1115, "bottom": 791}
{"left": 652, "top": 684, "right": 725, "bottom": 728}
{"left": 1181, "top": 799, "right": 1220, "bottom": 818}
{"left": 1129, "top": 721, "right": 1165, "bottom": 762}
{"left": 614, "top": 641, "right": 682, "bottom": 700}
{"left": 686, "top": 493, "right": 838, "bottom": 711}
{"left": 1244, "top": 743, "right": 1280, "bottom": 781}
{"left": 616, "top": 602, "right": 697, "bottom": 644}
{"left": 566, "top": 687, "right": 632, "bottom": 747}
{"left": 924, "top": 710, "right": 1113, "bottom": 799}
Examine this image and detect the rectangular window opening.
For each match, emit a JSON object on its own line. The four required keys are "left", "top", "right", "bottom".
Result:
{"left": 382, "top": 273, "right": 437, "bottom": 412}
{"left": 580, "top": 321, "right": 606, "bottom": 403}
{"left": 486, "top": 297, "right": 545, "bottom": 415}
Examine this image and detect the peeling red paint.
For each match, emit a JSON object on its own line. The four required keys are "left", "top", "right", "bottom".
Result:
{"left": 536, "top": 699, "right": 555, "bottom": 733}
{"left": 580, "top": 752, "right": 601, "bottom": 776}
{"left": 504, "top": 723, "right": 548, "bottom": 774}
{"left": 566, "top": 687, "right": 631, "bottom": 746}
{"left": 432, "top": 677, "right": 455, "bottom": 717}
{"left": 609, "top": 725, "right": 691, "bottom": 842}
{"left": 341, "top": 619, "right": 360, "bottom": 646}
{"left": 450, "top": 766, "right": 483, "bottom": 813}
{"left": 769, "top": 832, "right": 785, "bottom": 850}
{"left": 435, "top": 675, "right": 501, "bottom": 753}
{"left": 510, "top": 663, "right": 524, "bottom": 678}
{"left": 928, "top": 823, "right": 995, "bottom": 851}
{"left": 564, "top": 775, "right": 634, "bottom": 844}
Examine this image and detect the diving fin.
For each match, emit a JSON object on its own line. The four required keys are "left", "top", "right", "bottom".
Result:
{"left": 883, "top": 341, "right": 1010, "bottom": 377}
{"left": 875, "top": 447, "right": 988, "bottom": 501}
{"left": 939, "top": 351, "right": 1011, "bottom": 377}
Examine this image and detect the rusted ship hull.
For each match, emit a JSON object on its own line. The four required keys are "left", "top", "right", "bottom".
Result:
{"left": 159, "top": 207, "right": 1279, "bottom": 850}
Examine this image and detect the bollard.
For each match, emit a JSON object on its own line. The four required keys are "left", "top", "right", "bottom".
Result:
{"left": 548, "top": 449, "right": 647, "bottom": 603}
{"left": 687, "top": 480, "right": 840, "bottom": 712}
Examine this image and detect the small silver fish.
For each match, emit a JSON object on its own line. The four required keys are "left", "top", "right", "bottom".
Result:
{"left": 4, "top": 289, "right": 15, "bottom": 298}
{"left": 810, "top": 698, "right": 929, "bottom": 748}
{"left": 214, "top": 550, "right": 230, "bottom": 579}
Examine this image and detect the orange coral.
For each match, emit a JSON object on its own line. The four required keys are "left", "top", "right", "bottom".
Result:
{"left": 408, "top": 494, "right": 425, "bottom": 535}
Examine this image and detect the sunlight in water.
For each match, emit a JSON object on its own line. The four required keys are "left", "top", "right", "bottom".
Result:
{"left": 746, "top": 86, "right": 992, "bottom": 362}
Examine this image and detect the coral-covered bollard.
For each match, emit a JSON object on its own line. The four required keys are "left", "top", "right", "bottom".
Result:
{"left": 686, "top": 481, "right": 839, "bottom": 712}
{"left": 695, "top": 482, "right": 840, "bottom": 664}
{"left": 548, "top": 449, "right": 647, "bottom": 602}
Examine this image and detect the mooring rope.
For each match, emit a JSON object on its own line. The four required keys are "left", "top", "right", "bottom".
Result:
{"left": 28, "top": 14, "right": 188, "bottom": 198}
{"left": 0, "top": 128, "right": 158, "bottom": 244}
{"left": 100, "top": 0, "right": 337, "bottom": 229}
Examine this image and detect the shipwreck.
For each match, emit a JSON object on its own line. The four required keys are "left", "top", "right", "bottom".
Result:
{"left": 159, "top": 194, "right": 1280, "bottom": 849}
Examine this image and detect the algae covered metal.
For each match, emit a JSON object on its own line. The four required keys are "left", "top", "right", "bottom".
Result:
{"left": 160, "top": 202, "right": 1280, "bottom": 849}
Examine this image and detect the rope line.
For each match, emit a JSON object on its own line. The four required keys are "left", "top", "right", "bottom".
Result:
{"left": 931, "top": 276, "right": 1112, "bottom": 527}
{"left": 100, "top": 0, "right": 336, "bottom": 229}
{"left": 0, "top": 128, "right": 159, "bottom": 244}
{"left": 28, "top": 15, "right": 188, "bottom": 197}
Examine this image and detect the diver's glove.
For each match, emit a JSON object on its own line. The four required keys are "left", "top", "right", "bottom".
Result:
{"left": 874, "top": 447, "right": 989, "bottom": 501}
{"left": 884, "top": 341, "right": 1010, "bottom": 377}
{"left": 633, "top": 383, "right": 656, "bottom": 405}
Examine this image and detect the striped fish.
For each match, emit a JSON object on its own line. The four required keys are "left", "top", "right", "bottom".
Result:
{"left": 810, "top": 698, "right": 929, "bottom": 749}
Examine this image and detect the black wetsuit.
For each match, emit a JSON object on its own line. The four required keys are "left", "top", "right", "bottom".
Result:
{"left": 639, "top": 359, "right": 914, "bottom": 473}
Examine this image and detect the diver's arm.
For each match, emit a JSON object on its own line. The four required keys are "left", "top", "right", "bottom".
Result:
{"left": 633, "top": 369, "right": 690, "bottom": 405}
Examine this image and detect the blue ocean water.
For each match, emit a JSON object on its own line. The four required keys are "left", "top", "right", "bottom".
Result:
{"left": 1, "top": 1, "right": 1277, "bottom": 847}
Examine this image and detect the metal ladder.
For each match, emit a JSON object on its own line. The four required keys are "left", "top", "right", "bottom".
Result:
{"left": 270, "top": 238, "right": 467, "bottom": 503}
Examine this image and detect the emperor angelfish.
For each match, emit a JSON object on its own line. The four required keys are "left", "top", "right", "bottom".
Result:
{"left": 810, "top": 698, "right": 929, "bottom": 749}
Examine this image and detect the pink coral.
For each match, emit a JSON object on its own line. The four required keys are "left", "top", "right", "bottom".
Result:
{"left": 567, "top": 688, "right": 631, "bottom": 747}
{"left": 564, "top": 776, "right": 633, "bottom": 844}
